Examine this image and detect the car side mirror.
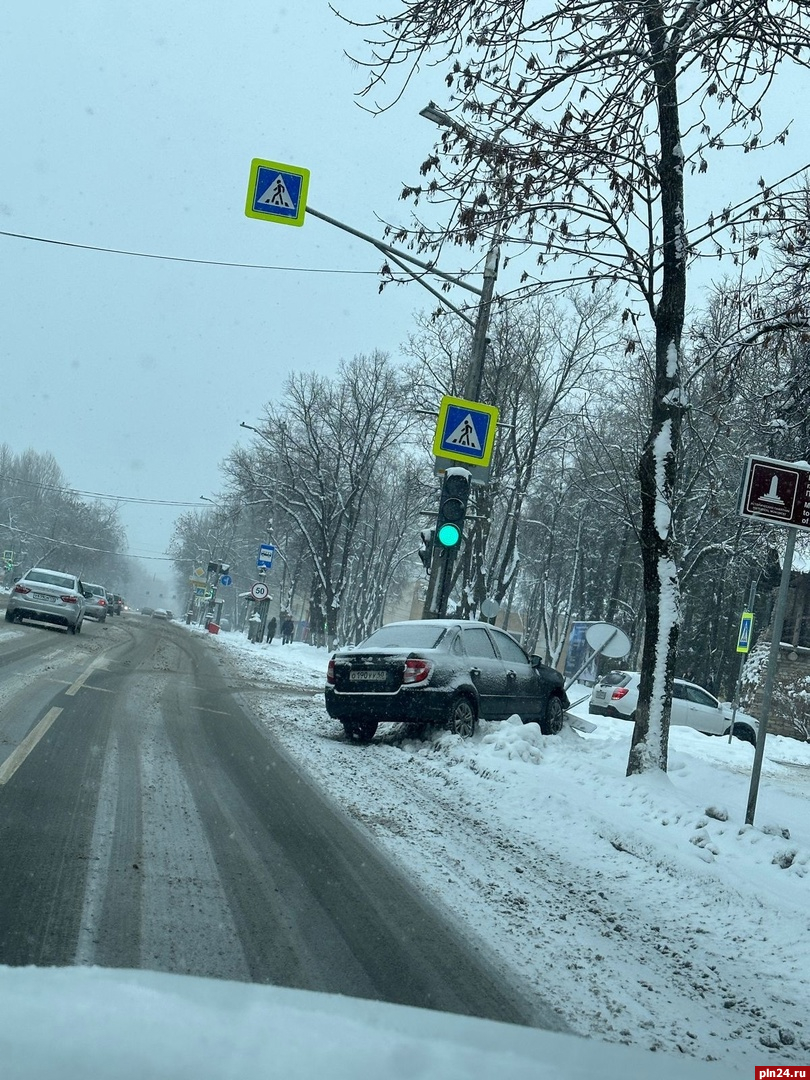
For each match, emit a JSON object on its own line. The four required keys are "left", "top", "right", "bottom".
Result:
{"left": 530, "top": 654, "right": 542, "bottom": 668}
{"left": 83, "top": 590, "right": 93, "bottom": 599}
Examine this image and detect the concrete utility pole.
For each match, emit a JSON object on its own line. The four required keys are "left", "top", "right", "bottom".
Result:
{"left": 419, "top": 102, "right": 501, "bottom": 619}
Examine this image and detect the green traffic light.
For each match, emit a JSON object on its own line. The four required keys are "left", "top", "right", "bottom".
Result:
{"left": 437, "top": 522, "right": 461, "bottom": 547}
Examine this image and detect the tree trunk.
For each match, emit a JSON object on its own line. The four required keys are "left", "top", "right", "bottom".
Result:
{"left": 628, "top": 9, "right": 686, "bottom": 775}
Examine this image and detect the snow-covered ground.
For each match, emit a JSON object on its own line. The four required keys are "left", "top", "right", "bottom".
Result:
{"left": 203, "top": 628, "right": 810, "bottom": 1071}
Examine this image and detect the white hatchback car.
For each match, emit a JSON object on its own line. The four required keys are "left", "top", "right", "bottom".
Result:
{"left": 589, "top": 670, "right": 758, "bottom": 744}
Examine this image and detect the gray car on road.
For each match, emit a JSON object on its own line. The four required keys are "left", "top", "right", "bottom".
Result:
{"left": 82, "top": 582, "right": 110, "bottom": 622}
{"left": 5, "top": 567, "right": 88, "bottom": 634}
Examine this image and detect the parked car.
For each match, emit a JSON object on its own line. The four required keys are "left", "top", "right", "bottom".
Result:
{"left": 325, "top": 619, "right": 569, "bottom": 743}
{"left": 151, "top": 608, "right": 169, "bottom": 620}
{"left": 588, "top": 670, "right": 758, "bottom": 744}
{"left": 82, "top": 582, "right": 109, "bottom": 622}
{"left": 4, "top": 567, "right": 87, "bottom": 634}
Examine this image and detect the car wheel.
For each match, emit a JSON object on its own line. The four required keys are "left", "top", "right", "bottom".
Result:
{"left": 731, "top": 723, "right": 756, "bottom": 746}
{"left": 342, "top": 719, "right": 378, "bottom": 744}
{"left": 4, "top": 609, "right": 13, "bottom": 623}
{"left": 447, "top": 694, "right": 477, "bottom": 738}
{"left": 541, "top": 694, "right": 565, "bottom": 736}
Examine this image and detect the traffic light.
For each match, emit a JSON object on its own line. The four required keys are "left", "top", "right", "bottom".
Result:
{"left": 435, "top": 470, "right": 471, "bottom": 549}
{"left": 418, "top": 528, "right": 435, "bottom": 573}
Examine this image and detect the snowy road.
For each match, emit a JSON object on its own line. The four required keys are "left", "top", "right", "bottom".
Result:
{"left": 221, "top": 632, "right": 810, "bottom": 1070}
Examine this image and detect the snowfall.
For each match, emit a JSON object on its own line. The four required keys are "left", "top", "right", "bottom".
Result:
{"left": 3, "top": 626, "right": 810, "bottom": 1080}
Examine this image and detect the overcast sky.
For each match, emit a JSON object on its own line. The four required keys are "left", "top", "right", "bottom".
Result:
{"left": 0, "top": 2, "right": 454, "bottom": 566}
{"left": 3, "top": 4, "right": 809, "bottom": 574}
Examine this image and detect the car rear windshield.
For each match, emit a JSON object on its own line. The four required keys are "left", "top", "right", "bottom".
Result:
{"left": 25, "top": 570, "right": 74, "bottom": 588}
{"left": 360, "top": 625, "right": 447, "bottom": 649}
{"left": 600, "top": 670, "right": 630, "bottom": 687}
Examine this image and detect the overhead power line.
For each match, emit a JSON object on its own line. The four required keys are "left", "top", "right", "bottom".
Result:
{"left": 0, "top": 228, "right": 381, "bottom": 275}
{"left": 0, "top": 474, "right": 204, "bottom": 507}
{"left": 0, "top": 521, "right": 173, "bottom": 562}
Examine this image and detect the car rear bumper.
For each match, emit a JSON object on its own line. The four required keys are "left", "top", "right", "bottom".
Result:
{"left": 588, "top": 702, "right": 632, "bottom": 720}
{"left": 8, "top": 601, "right": 81, "bottom": 628}
{"left": 325, "top": 685, "right": 452, "bottom": 725}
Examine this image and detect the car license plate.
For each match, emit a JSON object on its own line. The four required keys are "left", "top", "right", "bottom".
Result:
{"left": 33, "top": 592, "right": 56, "bottom": 602}
{"left": 594, "top": 689, "right": 606, "bottom": 701}
{"left": 349, "top": 670, "right": 386, "bottom": 683}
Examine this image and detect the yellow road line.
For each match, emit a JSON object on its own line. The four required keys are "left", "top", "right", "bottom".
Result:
{"left": 0, "top": 707, "right": 63, "bottom": 785}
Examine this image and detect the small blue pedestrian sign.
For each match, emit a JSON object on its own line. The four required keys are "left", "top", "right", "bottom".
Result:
{"left": 257, "top": 544, "right": 275, "bottom": 569}
{"left": 433, "top": 395, "right": 499, "bottom": 468}
{"left": 219, "top": 574, "right": 233, "bottom": 587}
{"left": 245, "top": 158, "right": 310, "bottom": 227}
{"left": 736, "top": 611, "right": 754, "bottom": 654}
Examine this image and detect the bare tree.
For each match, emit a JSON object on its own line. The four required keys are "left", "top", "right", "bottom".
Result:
{"left": 224, "top": 353, "right": 423, "bottom": 644}
{"left": 340, "top": 0, "right": 810, "bottom": 773}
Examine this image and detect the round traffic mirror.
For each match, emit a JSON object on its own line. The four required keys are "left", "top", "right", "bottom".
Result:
{"left": 585, "top": 622, "right": 632, "bottom": 658}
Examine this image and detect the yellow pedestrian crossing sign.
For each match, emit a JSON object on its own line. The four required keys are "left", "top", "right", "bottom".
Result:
{"left": 245, "top": 158, "right": 310, "bottom": 227}
{"left": 433, "top": 395, "right": 499, "bottom": 468}
{"left": 736, "top": 611, "right": 754, "bottom": 653}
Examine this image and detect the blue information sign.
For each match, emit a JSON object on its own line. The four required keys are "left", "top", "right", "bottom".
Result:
{"left": 257, "top": 544, "right": 275, "bottom": 569}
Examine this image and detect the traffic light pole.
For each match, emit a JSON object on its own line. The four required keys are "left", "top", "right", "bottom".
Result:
{"left": 423, "top": 544, "right": 455, "bottom": 619}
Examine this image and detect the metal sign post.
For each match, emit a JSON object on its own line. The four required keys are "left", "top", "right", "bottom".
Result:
{"left": 745, "top": 528, "right": 797, "bottom": 825}
{"left": 738, "top": 454, "right": 809, "bottom": 824}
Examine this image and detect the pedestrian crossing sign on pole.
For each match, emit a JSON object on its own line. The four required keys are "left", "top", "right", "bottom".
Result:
{"left": 245, "top": 158, "right": 310, "bottom": 227}
{"left": 433, "top": 395, "right": 499, "bottom": 468}
{"left": 736, "top": 611, "right": 754, "bottom": 653}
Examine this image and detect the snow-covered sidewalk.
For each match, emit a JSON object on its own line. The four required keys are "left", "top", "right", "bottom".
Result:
{"left": 205, "top": 630, "right": 810, "bottom": 1070}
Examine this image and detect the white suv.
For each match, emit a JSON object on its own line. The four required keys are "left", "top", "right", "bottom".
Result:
{"left": 5, "top": 567, "right": 88, "bottom": 634}
{"left": 589, "top": 670, "right": 758, "bottom": 744}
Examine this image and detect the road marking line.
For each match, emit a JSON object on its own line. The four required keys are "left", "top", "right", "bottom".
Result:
{"left": 65, "top": 656, "right": 109, "bottom": 697}
{"left": 193, "top": 707, "right": 231, "bottom": 716}
{"left": 0, "top": 707, "right": 63, "bottom": 785}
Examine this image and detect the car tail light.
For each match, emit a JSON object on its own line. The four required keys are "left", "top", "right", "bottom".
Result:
{"left": 403, "top": 658, "right": 432, "bottom": 684}
{"left": 60, "top": 595, "right": 79, "bottom": 604}
{"left": 326, "top": 658, "right": 335, "bottom": 685}
{"left": 99, "top": 598, "right": 107, "bottom": 606}
{"left": 13, "top": 584, "right": 30, "bottom": 594}
{"left": 611, "top": 687, "right": 629, "bottom": 700}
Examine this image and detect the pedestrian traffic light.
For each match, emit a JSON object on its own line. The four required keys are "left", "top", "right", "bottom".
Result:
{"left": 418, "top": 528, "right": 435, "bottom": 573}
{"left": 435, "top": 470, "right": 471, "bottom": 549}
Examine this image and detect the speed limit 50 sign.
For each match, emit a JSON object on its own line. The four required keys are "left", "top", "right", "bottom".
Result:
{"left": 250, "top": 581, "right": 270, "bottom": 602}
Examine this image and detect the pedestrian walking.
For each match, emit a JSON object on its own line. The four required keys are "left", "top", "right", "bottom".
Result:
{"left": 265, "top": 616, "right": 277, "bottom": 643}
{"left": 281, "top": 617, "right": 295, "bottom": 645}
